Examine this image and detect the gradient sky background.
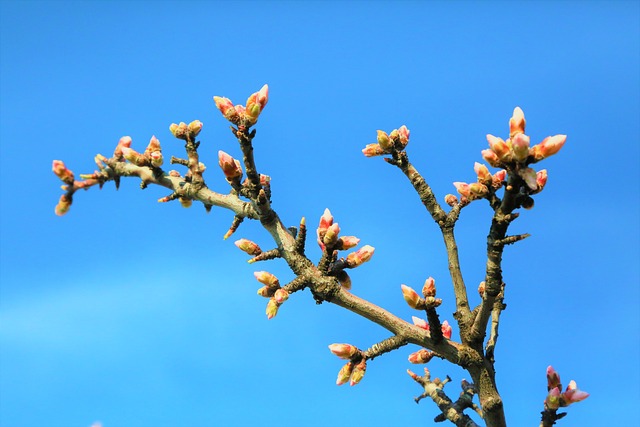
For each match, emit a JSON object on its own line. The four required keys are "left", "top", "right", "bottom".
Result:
{"left": 1, "top": 1, "right": 639, "bottom": 427}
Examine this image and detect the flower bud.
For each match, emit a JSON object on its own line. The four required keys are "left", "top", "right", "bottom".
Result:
{"left": 52, "top": 160, "right": 75, "bottom": 184}
{"left": 422, "top": 277, "right": 436, "bottom": 297}
{"left": 536, "top": 169, "right": 548, "bottom": 191}
{"left": 218, "top": 150, "right": 243, "bottom": 180}
{"left": 481, "top": 149, "right": 501, "bottom": 167}
{"left": 518, "top": 167, "right": 538, "bottom": 191}
{"left": 441, "top": 320, "right": 452, "bottom": 339}
{"left": 254, "top": 271, "right": 279, "bottom": 287}
{"left": 337, "top": 236, "right": 360, "bottom": 250}
{"left": 377, "top": 130, "right": 392, "bottom": 151}
{"left": 478, "top": 281, "right": 486, "bottom": 297}
{"left": 408, "top": 349, "right": 435, "bottom": 364}
{"left": 149, "top": 151, "right": 163, "bottom": 168}
{"left": 346, "top": 245, "right": 375, "bottom": 267}
{"left": 170, "top": 122, "right": 189, "bottom": 140}
{"left": 487, "top": 134, "right": 510, "bottom": 160}
{"left": 492, "top": 170, "right": 507, "bottom": 188}
{"left": 532, "top": 134, "right": 567, "bottom": 160}
{"left": 401, "top": 284, "right": 424, "bottom": 310}
{"left": 257, "top": 285, "right": 274, "bottom": 298}
{"left": 469, "top": 182, "right": 488, "bottom": 198}
{"left": 114, "top": 136, "right": 132, "bottom": 158}
{"left": 411, "top": 316, "right": 429, "bottom": 331}
{"left": 317, "top": 208, "right": 334, "bottom": 249}
{"left": 336, "top": 362, "right": 353, "bottom": 386}
{"left": 397, "top": 125, "right": 410, "bottom": 148}
{"left": 563, "top": 380, "right": 589, "bottom": 404}
{"left": 121, "top": 147, "right": 148, "bottom": 167}
{"left": 55, "top": 194, "right": 72, "bottom": 216}
{"left": 545, "top": 387, "right": 561, "bottom": 410}
{"left": 474, "top": 162, "right": 492, "bottom": 184}
{"left": 266, "top": 298, "right": 279, "bottom": 319}
{"left": 187, "top": 120, "right": 203, "bottom": 138}
{"left": 444, "top": 194, "right": 458, "bottom": 206}
{"left": 328, "top": 343, "right": 358, "bottom": 360}
{"left": 453, "top": 182, "right": 471, "bottom": 198}
{"left": 511, "top": 133, "right": 530, "bottom": 162}
{"left": 213, "top": 96, "right": 239, "bottom": 123}
{"left": 546, "top": 366, "right": 562, "bottom": 391}
{"left": 323, "top": 223, "right": 340, "bottom": 248}
{"left": 350, "top": 359, "right": 366, "bottom": 386}
{"left": 362, "top": 143, "right": 385, "bottom": 157}
{"left": 509, "top": 106, "right": 526, "bottom": 137}
{"left": 274, "top": 288, "right": 289, "bottom": 304}
{"left": 235, "top": 239, "right": 262, "bottom": 255}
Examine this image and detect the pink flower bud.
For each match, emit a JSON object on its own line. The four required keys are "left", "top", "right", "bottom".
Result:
{"left": 563, "top": 380, "right": 589, "bottom": 404}
{"left": 336, "top": 362, "right": 353, "bottom": 386}
{"left": 408, "top": 349, "right": 435, "bottom": 364}
{"left": 474, "top": 162, "right": 492, "bottom": 184}
{"left": 545, "top": 387, "right": 561, "bottom": 410}
{"left": 511, "top": 133, "right": 530, "bottom": 162}
{"left": 411, "top": 316, "right": 430, "bottom": 331}
{"left": 401, "top": 285, "right": 424, "bottom": 310}
{"left": 52, "top": 160, "right": 75, "bottom": 184}
{"left": 254, "top": 271, "right": 279, "bottom": 287}
{"left": 188, "top": 120, "right": 203, "bottom": 138}
{"left": 274, "top": 288, "right": 289, "bottom": 304}
{"left": 145, "top": 135, "right": 161, "bottom": 155}
{"left": 377, "top": 130, "right": 393, "bottom": 151}
{"left": 532, "top": 135, "right": 567, "bottom": 160}
{"left": 218, "top": 150, "right": 243, "bottom": 180}
{"left": 492, "top": 169, "right": 507, "bottom": 188}
{"left": 317, "top": 208, "right": 334, "bottom": 249}
{"left": 266, "top": 298, "right": 279, "bottom": 319}
{"left": 441, "top": 320, "right": 452, "bottom": 339}
{"left": 170, "top": 122, "right": 190, "bottom": 140}
{"left": 509, "top": 106, "right": 526, "bottom": 137}
{"left": 350, "top": 359, "right": 366, "bottom": 386}
{"left": 54, "top": 194, "right": 72, "bottom": 216}
{"left": 487, "top": 134, "right": 510, "bottom": 160}
{"left": 337, "top": 236, "right": 360, "bottom": 250}
{"left": 323, "top": 223, "right": 340, "bottom": 247}
{"left": 536, "top": 169, "right": 548, "bottom": 191}
{"left": 121, "top": 146, "right": 148, "bottom": 167}
{"left": 235, "top": 239, "right": 262, "bottom": 255}
{"left": 149, "top": 151, "right": 163, "bottom": 168}
{"left": 478, "top": 281, "right": 486, "bottom": 297}
{"left": 444, "top": 194, "right": 458, "bottom": 206}
{"left": 213, "top": 96, "right": 239, "bottom": 123}
{"left": 546, "top": 366, "right": 562, "bottom": 391}
{"left": 518, "top": 167, "right": 538, "bottom": 191}
{"left": 114, "top": 136, "right": 132, "bottom": 158}
{"left": 328, "top": 343, "right": 358, "bottom": 360}
{"left": 346, "top": 245, "right": 375, "bottom": 268}
{"left": 469, "top": 182, "right": 488, "bottom": 198}
{"left": 397, "top": 125, "right": 410, "bottom": 148}
{"left": 362, "top": 143, "right": 385, "bottom": 157}
{"left": 246, "top": 84, "right": 269, "bottom": 115}
{"left": 422, "top": 277, "right": 436, "bottom": 297}
{"left": 481, "top": 149, "right": 501, "bottom": 167}
{"left": 453, "top": 182, "right": 471, "bottom": 198}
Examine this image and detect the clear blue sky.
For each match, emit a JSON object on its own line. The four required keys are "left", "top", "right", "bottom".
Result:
{"left": 1, "top": 1, "right": 638, "bottom": 426}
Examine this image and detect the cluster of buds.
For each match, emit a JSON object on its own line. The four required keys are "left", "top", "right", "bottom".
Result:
{"left": 411, "top": 317, "right": 452, "bottom": 339}
{"left": 401, "top": 277, "right": 443, "bottom": 310}
{"left": 328, "top": 344, "right": 367, "bottom": 386}
{"left": 362, "top": 125, "right": 410, "bottom": 157}
{"left": 316, "top": 209, "right": 360, "bottom": 252}
{"left": 218, "top": 150, "right": 243, "bottom": 182}
{"left": 118, "top": 136, "right": 165, "bottom": 169}
{"left": 449, "top": 164, "right": 507, "bottom": 204}
{"left": 254, "top": 271, "right": 288, "bottom": 319}
{"left": 408, "top": 349, "right": 436, "bottom": 364}
{"left": 544, "top": 366, "right": 589, "bottom": 410}
{"left": 169, "top": 120, "right": 203, "bottom": 142}
{"left": 52, "top": 160, "right": 75, "bottom": 185}
{"left": 213, "top": 84, "right": 269, "bottom": 127}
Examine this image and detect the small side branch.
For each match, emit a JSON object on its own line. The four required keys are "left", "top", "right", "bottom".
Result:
{"left": 485, "top": 284, "right": 506, "bottom": 364}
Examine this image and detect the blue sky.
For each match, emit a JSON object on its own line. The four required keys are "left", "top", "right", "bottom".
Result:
{"left": 1, "top": 1, "right": 638, "bottom": 426}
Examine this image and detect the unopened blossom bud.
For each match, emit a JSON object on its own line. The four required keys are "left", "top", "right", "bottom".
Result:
{"left": 509, "top": 106, "right": 526, "bottom": 137}
{"left": 257, "top": 285, "right": 274, "bottom": 298}
{"left": 444, "top": 194, "right": 458, "bottom": 207}
{"left": 422, "top": 277, "right": 436, "bottom": 297}
{"left": 511, "top": 133, "right": 530, "bottom": 162}
{"left": 170, "top": 122, "right": 189, "bottom": 140}
{"left": 256, "top": 84, "right": 269, "bottom": 110}
{"left": 401, "top": 285, "right": 424, "bottom": 310}
{"left": 114, "top": 136, "right": 132, "bottom": 158}
{"left": 323, "top": 223, "right": 340, "bottom": 247}
{"left": 274, "top": 288, "right": 289, "bottom": 304}
{"left": 546, "top": 366, "right": 562, "bottom": 391}
{"left": 408, "top": 349, "right": 435, "bottom": 364}
{"left": 487, "top": 134, "right": 510, "bottom": 160}
{"left": 246, "top": 84, "right": 269, "bottom": 117}
{"left": 145, "top": 135, "right": 162, "bottom": 155}
{"left": 532, "top": 135, "right": 567, "bottom": 160}
{"left": 52, "top": 160, "right": 75, "bottom": 184}
{"left": 336, "top": 362, "right": 354, "bottom": 386}
{"left": 474, "top": 162, "right": 492, "bottom": 184}
{"left": 235, "top": 239, "right": 262, "bottom": 255}
{"left": 411, "top": 316, "right": 429, "bottom": 331}
{"left": 266, "top": 298, "right": 279, "bottom": 320}
{"left": 260, "top": 174, "right": 271, "bottom": 186}
{"left": 317, "top": 208, "right": 334, "bottom": 249}
{"left": 54, "top": 194, "right": 72, "bottom": 216}
{"left": 377, "top": 130, "right": 392, "bottom": 151}
{"left": 350, "top": 359, "right": 367, "bottom": 386}
{"left": 478, "top": 281, "right": 486, "bottom": 297}
{"left": 337, "top": 236, "right": 360, "bottom": 250}
{"left": 328, "top": 343, "right": 358, "bottom": 360}
{"left": 346, "top": 245, "right": 375, "bottom": 268}
{"left": 150, "top": 151, "right": 163, "bottom": 168}
{"left": 453, "top": 182, "right": 471, "bottom": 198}
{"left": 545, "top": 387, "right": 561, "bottom": 410}
{"left": 179, "top": 197, "right": 192, "bottom": 208}
{"left": 168, "top": 170, "right": 181, "bottom": 177}
{"left": 469, "top": 182, "right": 488, "bottom": 198}
{"left": 213, "top": 96, "right": 239, "bottom": 123}
{"left": 254, "top": 271, "right": 279, "bottom": 287}
{"left": 518, "top": 167, "right": 538, "bottom": 191}
{"left": 397, "top": 125, "right": 410, "bottom": 148}
{"left": 441, "top": 320, "right": 452, "bottom": 339}
{"left": 121, "top": 146, "right": 148, "bottom": 167}
{"left": 492, "top": 170, "right": 507, "bottom": 188}
{"left": 362, "top": 143, "right": 385, "bottom": 157}
{"left": 563, "top": 380, "right": 589, "bottom": 404}
{"left": 187, "top": 120, "right": 203, "bottom": 138}
{"left": 481, "top": 149, "right": 501, "bottom": 167}
{"left": 218, "top": 150, "right": 243, "bottom": 180}
{"left": 536, "top": 169, "right": 548, "bottom": 191}
{"left": 337, "top": 271, "right": 352, "bottom": 290}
